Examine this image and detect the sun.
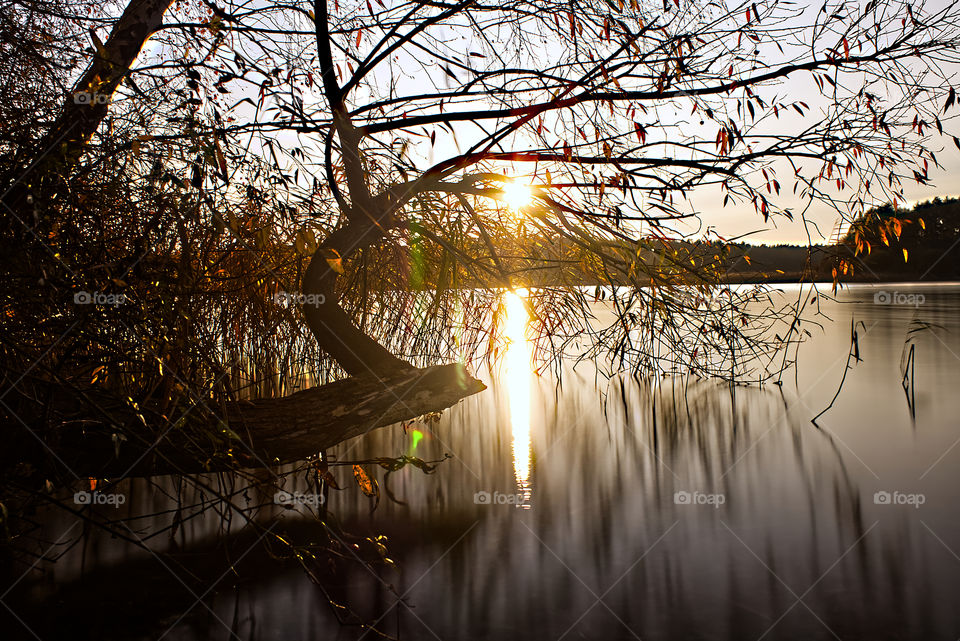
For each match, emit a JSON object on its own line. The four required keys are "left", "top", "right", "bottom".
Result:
{"left": 500, "top": 180, "right": 533, "bottom": 211}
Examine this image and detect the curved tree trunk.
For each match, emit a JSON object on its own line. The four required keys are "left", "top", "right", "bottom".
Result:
{"left": 302, "top": 220, "right": 411, "bottom": 376}
{"left": 302, "top": 0, "right": 419, "bottom": 377}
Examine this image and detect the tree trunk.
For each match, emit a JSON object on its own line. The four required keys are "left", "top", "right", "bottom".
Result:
{"left": 301, "top": 220, "right": 411, "bottom": 376}
{"left": 41, "top": 0, "right": 174, "bottom": 168}
{"left": 4, "top": 364, "right": 485, "bottom": 478}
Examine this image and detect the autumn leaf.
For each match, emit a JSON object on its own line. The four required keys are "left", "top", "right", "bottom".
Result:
{"left": 321, "top": 247, "right": 344, "bottom": 273}
{"left": 318, "top": 469, "right": 339, "bottom": 488}
{"left": 353, "top": 465, "right": 376, "bottom": 495}
{"left": 353, "top": 465, "right": 380, "bottom": 511}
{"left": 633, "top": 122, "right": 646, "bottom": 144}
{"left": 214, "top": 138, "right": 228, "bottom": 178}
{"left": 375, "top": 457, "right": 407, "bottom": 472}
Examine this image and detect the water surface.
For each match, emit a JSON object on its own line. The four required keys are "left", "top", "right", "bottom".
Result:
{"left": 9, "top": 283, "right": 960, "bottom": 641}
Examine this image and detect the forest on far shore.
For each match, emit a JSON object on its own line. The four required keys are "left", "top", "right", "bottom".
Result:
{"left": 727, "top": 196, "right": 960, "bottom": 283}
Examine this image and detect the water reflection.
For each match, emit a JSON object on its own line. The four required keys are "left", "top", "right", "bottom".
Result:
{"left": 9, "top": 285, "right": 960, "bottom": 641}
{"left": 501, "top": 289, "right": 533, "bottom": 507}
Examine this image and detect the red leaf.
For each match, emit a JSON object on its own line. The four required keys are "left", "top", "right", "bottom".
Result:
{"left": 633, "top": 122, "right": 646, "bottom": 144}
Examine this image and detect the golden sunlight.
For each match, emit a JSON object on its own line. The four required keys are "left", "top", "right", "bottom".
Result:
{"left": 502, "top": 289, "right": 532, "bottom": 507}
{"left": 500, "top": 180, "right": 533, "bottom": 211}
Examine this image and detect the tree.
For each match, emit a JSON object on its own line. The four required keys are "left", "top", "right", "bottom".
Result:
{"left": 4, "top": 1, "right": 960, "bottom": 631}
{"left": 840, "top": 196, "right": 960, "bottom": 278}
{"left": 3, "top": 0, "right": 960, "bottom": 471}
{"left": 215, "top": 0, "right": 960, "bottom": 381}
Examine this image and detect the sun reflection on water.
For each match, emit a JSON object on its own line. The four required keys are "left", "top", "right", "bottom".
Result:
{"left": 501, "top": 289, "right": 532, "bottom": 507}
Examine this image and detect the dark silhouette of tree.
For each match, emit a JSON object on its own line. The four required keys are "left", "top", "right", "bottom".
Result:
{"left": 841, "top": 196, "right": 960, "bottom": 278}
{"left": 3, "top": 0, "right": 960, "bottom": 470}
{"left": 3, "top": 1, "right": 960, "bottom": 630}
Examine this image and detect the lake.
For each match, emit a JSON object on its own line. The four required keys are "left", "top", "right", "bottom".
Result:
{"left": 7, "top": 283, "right": 960, "bottom": 640}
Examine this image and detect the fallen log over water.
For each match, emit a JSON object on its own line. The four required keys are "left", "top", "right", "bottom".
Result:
{"left": 224, "top": 363, "right": 485, "bottom": 466}
{"left": 2, "top": 364, "right": 485, "bottom": 478}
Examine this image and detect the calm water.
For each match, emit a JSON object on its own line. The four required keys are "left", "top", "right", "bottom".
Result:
{"left": 7, "top": 283, "right": 960, "bottom": 641}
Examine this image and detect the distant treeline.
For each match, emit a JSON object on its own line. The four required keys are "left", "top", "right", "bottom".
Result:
{"left": 832, "top": 196, "right": 960, "bottom": 281}
{"left": 696, "top": 196, "right": 960, "bottom": 284}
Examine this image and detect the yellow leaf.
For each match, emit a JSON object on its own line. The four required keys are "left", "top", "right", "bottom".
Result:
{"left": 903, "top": 248, "right": 908, "bottom": 262}
{"left": 353, "top": 465, "right": 376, "bottom": 497}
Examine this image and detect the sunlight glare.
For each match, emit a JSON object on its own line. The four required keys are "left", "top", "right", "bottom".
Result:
{"left": 502, "top": 289, "right": 533, "bottom": 507}
{"left": 500, "top": 180, "right": 533, "bottom": 211}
